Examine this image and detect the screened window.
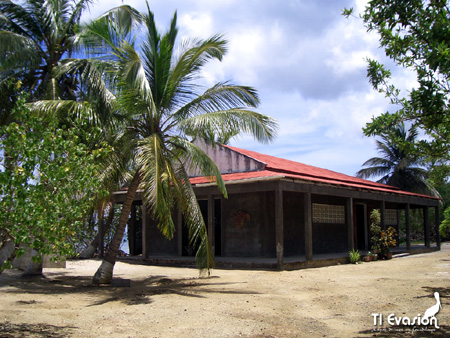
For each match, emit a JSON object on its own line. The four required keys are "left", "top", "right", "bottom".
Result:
{"left": 385, "top": 209, "right": 398, "bottom": 225}
{"left": 312, "top": 203, "right": 345, "bottom": 224}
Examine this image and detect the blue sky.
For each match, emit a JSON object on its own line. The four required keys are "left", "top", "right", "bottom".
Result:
{"left": 84, "top": 0, "right": 414, "bottom": 177}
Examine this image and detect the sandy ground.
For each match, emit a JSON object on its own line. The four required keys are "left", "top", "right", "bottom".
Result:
{"left": 0, "top": 244, "right": 449, "bottom": 338}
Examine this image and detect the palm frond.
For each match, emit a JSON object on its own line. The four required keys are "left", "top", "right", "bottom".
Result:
{"left": 137, "top": 134, "right": 176, "bottom": 239}
{"left": 169, "top": 137, "right": 227, "bottom": 197}
{"left": 0, "top": 31, "right": 42, "bottom": 70}
{"left": 173, "top": 82, "right": 260, "bottom": 118}
{"left": 178, "top": 109, "right": 278, "bottom": 144}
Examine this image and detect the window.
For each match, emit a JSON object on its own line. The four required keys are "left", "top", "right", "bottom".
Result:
{"left": 312, "top": 203, "right": 345, "bottom": 224}
{"left": 385, "top": 209, "right": 398, "bottom": 225}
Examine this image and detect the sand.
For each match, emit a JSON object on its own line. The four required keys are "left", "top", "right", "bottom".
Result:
{"left": 0, "top": 244, "right": 449, "bottom": 338}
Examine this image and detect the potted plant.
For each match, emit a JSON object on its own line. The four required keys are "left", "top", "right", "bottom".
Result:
{"left": 349, "top": 249, "right": 361, "bottom": 264}
{"left": 379, "top": 226, "right": 397, "bottom": 259}
{"left": 372, "top": 252, "right": 378, "bottom": 261}
{"left": 362, "top": 251, "right": 372, "bottom": 262}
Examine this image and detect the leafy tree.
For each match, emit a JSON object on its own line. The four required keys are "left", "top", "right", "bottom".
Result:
{"left": 0, "top": 96, "right": 110, "bottom": 272}
{"left": 89, "top": 6, "right": 278, "bottom": 284}
{"left": 356, "top": 123, "right": 438, "bottom": 196}
{"left": 343, "top": 1, "right": 450, "bottom": 160}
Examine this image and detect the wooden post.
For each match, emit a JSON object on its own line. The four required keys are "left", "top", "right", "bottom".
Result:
{"left": 435, "top": 206, "right": 441, "bottom": 250}
{"left": 177, "top": 207, "right": 183, "bottom": 256}
{"left": 304, "top": 192, "right": 313, "bottom": 261}
{"left": 380, "top": 201, "right": 386, "bottom": 230}
{"left": 275, "top": 187, "right": 284, "bottom": 269}
{"left": 405, "top": 204, "right": 411, "bottom": 251}
{"left": 396, "top": 208, "right": 401, "bottom": 244}
{"left": 347, "top": 197, "right": 354, "bottom": 251}
{"left": 208, "top": 195, "right": 215, "bottom": 256}
{"left": 424, "top": 207, "right": 430, "bottom": 248}
{"left": 142, "top": 203, "right": 147, "bottom": 258}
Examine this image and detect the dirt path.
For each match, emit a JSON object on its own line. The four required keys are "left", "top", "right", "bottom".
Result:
{"left": 0, "top": 244, "right": 449, "bottom": 337}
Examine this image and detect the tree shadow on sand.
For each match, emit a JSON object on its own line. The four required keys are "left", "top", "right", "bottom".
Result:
{"left": 0, "top": 321, "right": 77, "bottom": 338}
{"left": 0, "top": 265, "right": 260, "bottom": 307}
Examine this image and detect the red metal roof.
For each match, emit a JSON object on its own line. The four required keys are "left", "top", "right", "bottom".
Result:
{"left": 190, "top": 144, "right": 439, "bottom": 200}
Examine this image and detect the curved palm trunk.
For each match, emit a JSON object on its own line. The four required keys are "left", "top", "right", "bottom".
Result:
{"left": 80, "top": 203, "right": 115, "bottom": 259}
{"left": 92, "top": 172, "right": 141, "bottom": 284}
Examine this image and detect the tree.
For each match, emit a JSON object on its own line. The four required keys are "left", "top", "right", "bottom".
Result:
{"left": 0, "top": 96, "right": 110, "bottom": 272}
{"left": 343, "top": 1, "right": 450, "bottom": 160}
{"left": 356, "top": 123, "right": 438, "bottom": 196}
{"left": 90, "top": 6, "right": 278, "bottom": 284}
{"left": 0, "top": 0, "right": 95, "bottom": 101}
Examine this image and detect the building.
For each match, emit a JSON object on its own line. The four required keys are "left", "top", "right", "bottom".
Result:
{"left": 113, "top": 140, "right": 441, "bottom": 269}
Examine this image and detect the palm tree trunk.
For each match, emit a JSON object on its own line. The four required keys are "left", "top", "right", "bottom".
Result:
{"left": 92, "top": 172, "right": 141, "bottom": 284}
{"left": 79, "top": 203, "right": 115, "bottom": 259}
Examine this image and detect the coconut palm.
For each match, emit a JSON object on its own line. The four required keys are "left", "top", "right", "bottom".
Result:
{"left": 356, "top": 124, "right": 437, "bottom": 196}
{"left": 0, "top": 0, "right": 95, "bottom": 102}
{"left": 0, "top": 0, "right": 144, "bottom": 129}
{"left": 91, "top": 6, "right": 277, "bottom": 284}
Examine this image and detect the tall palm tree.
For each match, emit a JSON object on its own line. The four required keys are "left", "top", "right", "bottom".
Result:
{"left": 91, "top": 5, "right": 277, "bottom": 284}
{"left": 356, "top": 124, "right": 437, "bottom": 196}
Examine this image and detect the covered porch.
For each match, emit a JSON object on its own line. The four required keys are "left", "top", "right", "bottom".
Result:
{"left": 113, "top": 176, "right": 440, "bottom": 270}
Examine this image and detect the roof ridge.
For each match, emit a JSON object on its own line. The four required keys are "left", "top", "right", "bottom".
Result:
{"left": 222, "top": 144, "right": 401, "bottom": 191}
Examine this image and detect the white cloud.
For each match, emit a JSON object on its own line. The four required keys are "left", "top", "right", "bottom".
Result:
{"left": 84, "top": 0, "right": 406, "bottom": 178}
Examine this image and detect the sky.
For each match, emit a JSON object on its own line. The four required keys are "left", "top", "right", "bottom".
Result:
{"left": 84, "top": 0, "right": 414, "bottom": 178}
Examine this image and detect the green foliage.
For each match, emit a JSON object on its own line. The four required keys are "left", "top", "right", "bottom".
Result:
{"left": 369, "top": 209, "right": 382, "bottom": 252}
{"left": 0, "top": 97, "right": 110, "bottom": 271}
{"left": 379, "top": 226, "right": 397, "bottom": 255}
{"left": 0, "top": 0, "right": 95, "bottom": 101}
{"left": 345, "top": 1, "right": 450, "bottom": 161}
{"left": 439, "top": 207, "right": 450, "bottom": 239}
{"left": 348, "top": 249, "right": 361, "bottom": 264}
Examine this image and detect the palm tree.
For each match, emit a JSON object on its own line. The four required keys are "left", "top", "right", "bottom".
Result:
{"left": 0, "top": 0, "right": 95, "bottom": 102}
{"left": 91, "top": 6, "right": 278, "bottom": 284}
{"left": 356, "top": 124, "right": 437, "bottom": 196}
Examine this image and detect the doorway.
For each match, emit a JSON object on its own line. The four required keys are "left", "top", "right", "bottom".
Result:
{"left": 355, "top": 204, "right": 368, "bottom": 250}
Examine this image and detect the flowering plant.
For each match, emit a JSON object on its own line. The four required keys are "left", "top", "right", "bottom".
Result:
{"left": 379, "top": 226, "right": 397, "bottom": 255}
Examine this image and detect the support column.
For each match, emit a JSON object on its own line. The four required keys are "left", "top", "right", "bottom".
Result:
{"left": 405, "top": 204, "right": 411, "bottom": 251}
{"left": 275, "top": 187, "right": 284, "bottom": 269}
{"left": 177, "top": 207, "right": 183, "bottom": 256}
{"left": 424, "top": 207, "right": 430, "bottom": 248}
{"left": 396, "top": 208, "right": 401, "bottom": 245}
{"left": 304, "top": 192, "right": 312, "bottom": 261}
{"left": 380, "top": 201, "right": 386, "bottom": 230}
{"left": 435, "top": 206, "right": 441, "bottom": 250}
{"left": 142, "top": 204, "right": 147, "bottom": 258}
{"left": 208, "top": 195, "right": 215, "bottom": 256}
{"left": 347, "top": 197, "right": 354, "bottom": 251}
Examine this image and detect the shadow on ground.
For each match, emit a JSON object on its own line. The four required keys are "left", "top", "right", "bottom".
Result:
{"left": 0, "top": 321, "right": 77, "bottom": 338}
{"left": 0, "top": 267, "right": 259, "bottom": 308}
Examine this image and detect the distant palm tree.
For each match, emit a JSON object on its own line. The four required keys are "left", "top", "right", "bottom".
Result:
{"left": 89, "top": 6, "right": 278, "bottom": 284}
{"left": 356, "top": 124, "right": 437, "bottom": 196}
